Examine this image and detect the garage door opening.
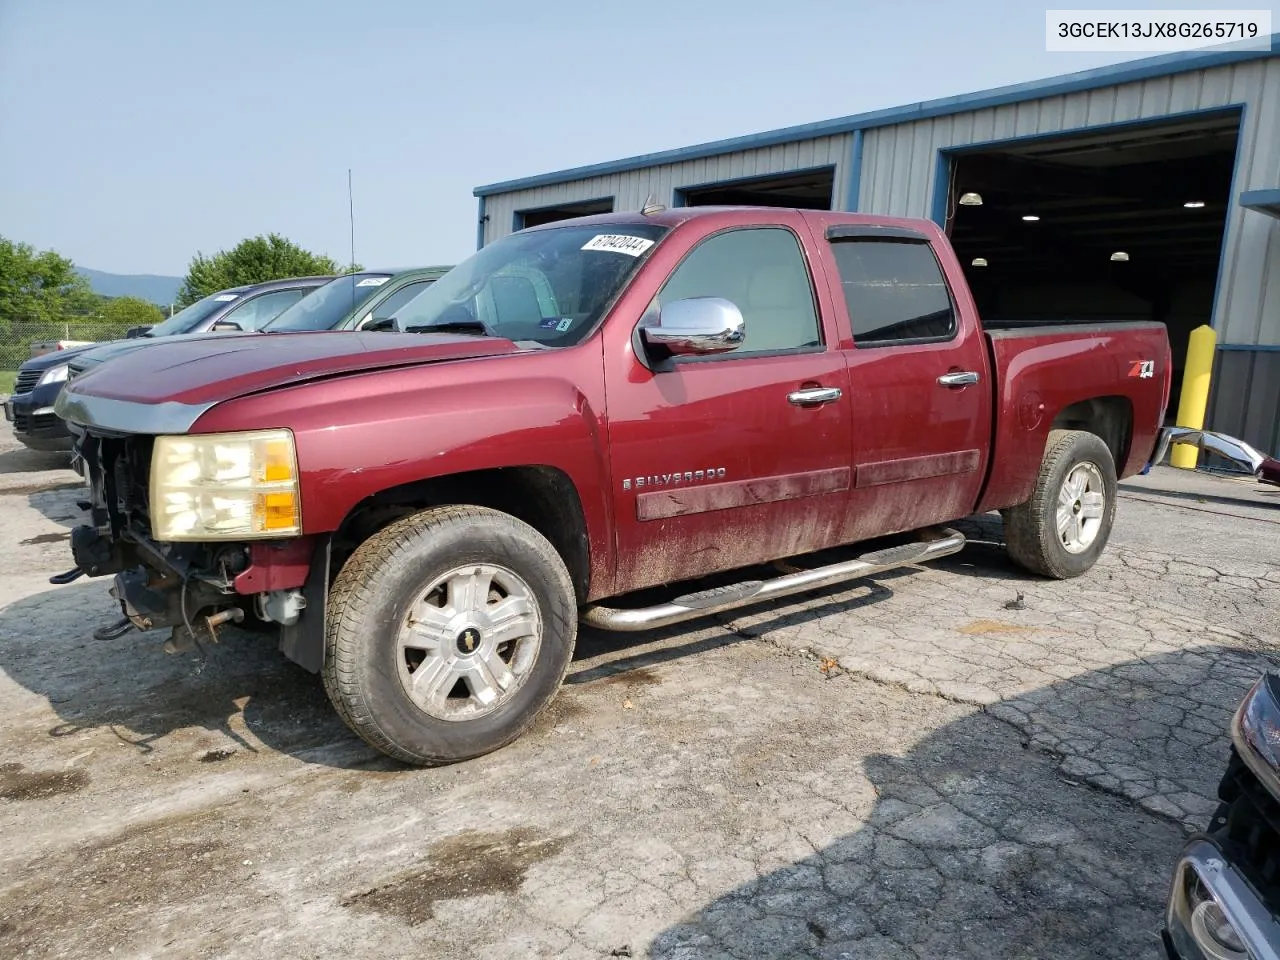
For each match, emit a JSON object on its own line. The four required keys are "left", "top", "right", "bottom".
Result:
{"left": 944, "top": 110, "right": 1241, "bottom": 414}
{"left": 515, "top": 197, "right": 615, "bottom": 230}
{"left": 678, "top": 166, "right": 835, "bottom": 209}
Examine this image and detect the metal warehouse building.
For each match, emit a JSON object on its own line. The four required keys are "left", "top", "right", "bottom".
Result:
{"left": 474, "top": 38, "right": 1280, "bottom": 455}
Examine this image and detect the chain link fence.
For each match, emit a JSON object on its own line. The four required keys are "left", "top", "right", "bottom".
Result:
{"left": 1, "top": 320, "right": 137, "bottom": 385}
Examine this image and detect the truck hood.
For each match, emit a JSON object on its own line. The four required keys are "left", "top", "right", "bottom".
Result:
{"left": 60, "top": 331, "right": 522, "bottom": 409}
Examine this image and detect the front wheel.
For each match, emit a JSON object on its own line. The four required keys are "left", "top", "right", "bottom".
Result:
{"left": 1002, "top": 429, "right": 1118, "bottom": 579}
{"left": 322, "top": 505, "right": 577, "bottom": 765}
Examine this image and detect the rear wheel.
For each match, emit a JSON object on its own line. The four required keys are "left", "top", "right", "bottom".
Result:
{"left": 322, "top": 505, "right": 577, "bottom": 765}
{"left": 1003, "top": 429, "right": 1117, "bottom": 579}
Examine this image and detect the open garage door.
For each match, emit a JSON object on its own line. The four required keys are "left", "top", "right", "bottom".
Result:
{"left": 679, "top": 167, "right": 835, "bottom": 209}
{"left": 945, "top": 110, "right": 1241, "bottom": 415}
{"left": 515, "top": 197, "right": 615, "bottom": 230}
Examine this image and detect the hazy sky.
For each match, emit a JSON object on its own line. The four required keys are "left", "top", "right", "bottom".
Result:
{"left": 0, "top": 0, "right": 1255, "bottom": 274}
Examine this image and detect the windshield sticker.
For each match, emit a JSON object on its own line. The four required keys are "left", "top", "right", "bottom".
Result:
{"left": 356, "top": 277, "right": 390, "bottom": 287}
{"left": 581, "top": 234, "right": 655, "bottom": 257}
{"left": 214, "top": 294, "right": 239, "bottom": 301}
{"left": 556, "top": 318, "right": 573, "bottom": 332}
{"left": 538, "top": 317, "right": 560, "bottom": 330}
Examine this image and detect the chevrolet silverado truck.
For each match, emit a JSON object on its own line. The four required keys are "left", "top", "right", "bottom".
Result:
{"left": 53, "top": 207, "right": 1173, "bottom": 765}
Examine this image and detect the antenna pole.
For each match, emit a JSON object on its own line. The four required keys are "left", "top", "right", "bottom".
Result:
{"left": 348, "top": 169, "right": 356, "bottom": 271}
{"left": 348, "top": 168, "right": 356, "bottom": 310}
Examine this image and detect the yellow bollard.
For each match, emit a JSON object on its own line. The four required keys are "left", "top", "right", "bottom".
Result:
{"left": 1170, "top": 324, "right": 1218, "bottom": 469}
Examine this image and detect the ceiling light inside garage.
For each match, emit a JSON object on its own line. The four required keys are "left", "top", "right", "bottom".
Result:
{"left": 958, "top": 192, "right": 983, "bottom": 206}
{"left": 1184, "top": 200, "right": 1206, "bottom": 208}
{"left": 1022, "top": 214, "right": 1040, "bottom": 221}
{"left": 971, "top": 257, "right": 988, "bottom": 266}
{"left": 1110, "top": 251, "right": 1130, "bottom": 261}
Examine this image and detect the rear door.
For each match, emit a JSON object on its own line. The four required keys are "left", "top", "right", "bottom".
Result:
{"left": 605, "top": 221, "right": 853, "bottom": 593}
{"left": 814, "top": 224, "right": 992, "bottom": 542}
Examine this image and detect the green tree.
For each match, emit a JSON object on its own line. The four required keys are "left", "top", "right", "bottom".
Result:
{"left": 0, "top": 236, "right": 96, "bottom": 325}
{"left": 177, "top": 233, "right": 350, "bottom": 306}
{"left": 98, "top": 295, "right": 165, "bottom": 329}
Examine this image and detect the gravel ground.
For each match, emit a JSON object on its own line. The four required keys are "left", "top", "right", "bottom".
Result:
{"left": 0, "top": 432, "right": 1276, "bottom": 960}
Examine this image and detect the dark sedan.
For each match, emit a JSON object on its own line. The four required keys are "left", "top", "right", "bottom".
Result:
{"left": 4, "top": 276, "right": 330, "bottom": 451}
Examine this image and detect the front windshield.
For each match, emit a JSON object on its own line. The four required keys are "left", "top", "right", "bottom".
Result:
{"left": 146, "top": 291, "right": 240, "bottom": 336}
{"left": 264, "top": 273, "right": 394, "bottom": 332}
{"left": 392, "top": 224, "right": 668, "bottom": 347}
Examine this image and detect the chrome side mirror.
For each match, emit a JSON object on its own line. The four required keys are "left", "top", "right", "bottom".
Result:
{"left": 641, "top": 297, "right": 745, "bottom": 356}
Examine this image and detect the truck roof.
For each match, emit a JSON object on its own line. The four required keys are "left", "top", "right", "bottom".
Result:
{"left": 519, "top": 205, "right": 941, "bottom": 236}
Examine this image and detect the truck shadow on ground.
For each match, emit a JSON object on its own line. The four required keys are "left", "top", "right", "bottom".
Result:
{"left": 0, "top": 557, "right": 909, "bottom": 769}
{"left": 648, "top": 643, "right": 1268, "bottom": 960}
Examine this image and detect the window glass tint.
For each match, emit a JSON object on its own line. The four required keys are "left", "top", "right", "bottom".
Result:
{"left": 364, "top": 280, "right": 433, "bottom": 326}
{"left": 222, "top": 289, "right": 307, "bottom": 330}
{"left": 145, "top": 292, "right": 237, "bottom": 337}
{"left": 658, "top": 228, "right": 819, "bottom": 355}
{"left": 264, "top": 274, "right": 393, "bottom": 332}
{"left": 394, "top": 224, "right": 666, "bottom": 347}
{"left": 830, "top": 240, "right": 955, "bottom": 345}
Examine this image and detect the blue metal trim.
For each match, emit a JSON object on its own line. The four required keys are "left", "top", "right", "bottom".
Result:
{"left": 671, "top": 166, "right": 837, "bottom": 209}
{"left": 1240, "top": 188, "right": 1280, "bottom": 217}
{"left": 1209, "top": 106, "right": 1249, "bottom": 330}
{"left": 473, "top": 37, "right": 1277, "bottom": 197}
{"left": 1218, "top": 343, "right": 1280, "bottom": 352}
{"left": 475, "top": 195, "right": 486, "bottom": 250}
{"left": 930, "top": 151, "right": 953, "bottom": 228}
{"left": 845, "top": 130, "right": 863, "bottom": 212}
{"left": 1241, "top": 188, "right": 1280, "bottom": 206}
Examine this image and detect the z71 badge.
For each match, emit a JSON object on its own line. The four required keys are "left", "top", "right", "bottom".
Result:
{"left": 1128, "top": 359, "right": 1155, "bottom": 379}
{"left": 623, "top": 468, "right": 726, "bottom": 491}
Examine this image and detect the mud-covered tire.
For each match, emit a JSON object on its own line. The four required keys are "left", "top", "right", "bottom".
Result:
{"left": 322, "top": 505, "right": 577, "bottom": 765}
{"left": 1002, "top": 429, "right": 1118, "bottom": 580}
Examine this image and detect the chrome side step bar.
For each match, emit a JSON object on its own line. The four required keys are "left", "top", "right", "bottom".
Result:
{"left": 581, "top": 528, "right": 966, "bottom": 632}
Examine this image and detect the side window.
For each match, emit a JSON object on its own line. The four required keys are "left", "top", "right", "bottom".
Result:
{"left": 363, "top": 281, "right": 432, "bottom": 327}
{"left": 657, "top": 227, "right": 821, "bottom": 356}
{"left": 222, "top": 289, "right": 307, "bottom": 330}
{"left": 830, "top": 240, "right": 956, "bottom": 345}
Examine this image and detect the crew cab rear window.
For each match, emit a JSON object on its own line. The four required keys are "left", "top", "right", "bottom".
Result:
{"left": 830, "top": 239, "right": 956, "bottom": 346}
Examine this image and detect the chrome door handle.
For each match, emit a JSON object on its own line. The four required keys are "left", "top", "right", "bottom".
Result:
{"left": 788, "top": 386, "right": 843, "bottom": 406}
{"left": 937, "top": 371, "right": 980, "bottom": 387}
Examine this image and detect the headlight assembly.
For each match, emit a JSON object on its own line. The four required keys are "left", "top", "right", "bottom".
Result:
{"left": 1232, "top": 672, "right": 1280, "bottom": 797}
{"left": 150, "top": 429, "right": 301, "bottom": 541}
{"left": 38, "top": 363, "right": 69, "bottom": 386}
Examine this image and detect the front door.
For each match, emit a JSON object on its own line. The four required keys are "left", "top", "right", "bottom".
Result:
{"left": 605, "top": 223, "right": 853, "bottom": 593}
{"left": 819, "top": 229, "right": 992, "bottom": 542}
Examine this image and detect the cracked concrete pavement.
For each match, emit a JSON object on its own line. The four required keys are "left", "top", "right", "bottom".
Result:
{"left": 1, "top": 432, "right": 1277, "bottom": 960}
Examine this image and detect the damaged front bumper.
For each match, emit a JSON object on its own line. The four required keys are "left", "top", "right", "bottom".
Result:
{"left": 53, "top": 428, "right": 328, "bottom": 669}
{"left": 1146, "top": 426, "right": 1280, "bottom": 488}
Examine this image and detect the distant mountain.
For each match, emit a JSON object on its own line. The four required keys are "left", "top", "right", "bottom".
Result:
{"left": 76, "top": 267, "right": 183, "bottom": 306}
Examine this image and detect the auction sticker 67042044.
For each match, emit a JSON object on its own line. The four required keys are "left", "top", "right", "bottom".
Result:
{"left": 581, "top": 235, "right": 655, "bottom": 257}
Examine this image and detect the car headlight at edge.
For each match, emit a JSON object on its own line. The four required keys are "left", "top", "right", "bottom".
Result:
{"left": 38, "top": 363, "right": 69, "bottom": 386}
{"left": 1232, "top": 672, "right": 1280, "bottom": 798}
{"left": 150, "top": 429, "right": 302, "bottom": 541}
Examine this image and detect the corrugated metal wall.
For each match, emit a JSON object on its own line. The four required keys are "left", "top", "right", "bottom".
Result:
{"left": 1211, "top": 350, "right": 1280, "bottom": 458}
{"left": 480, "top": 134, "right": 853, "bottom": 244}
{"left": 481, "top": 60, "right": 1279, "bottom": 452}
{"left": 859, "top": 58, "right": 1280, "bottom": 348}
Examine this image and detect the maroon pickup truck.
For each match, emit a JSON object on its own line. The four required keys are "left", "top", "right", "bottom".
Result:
{"left": 54, "top": 207, "right": 1172, "bottom": 765}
